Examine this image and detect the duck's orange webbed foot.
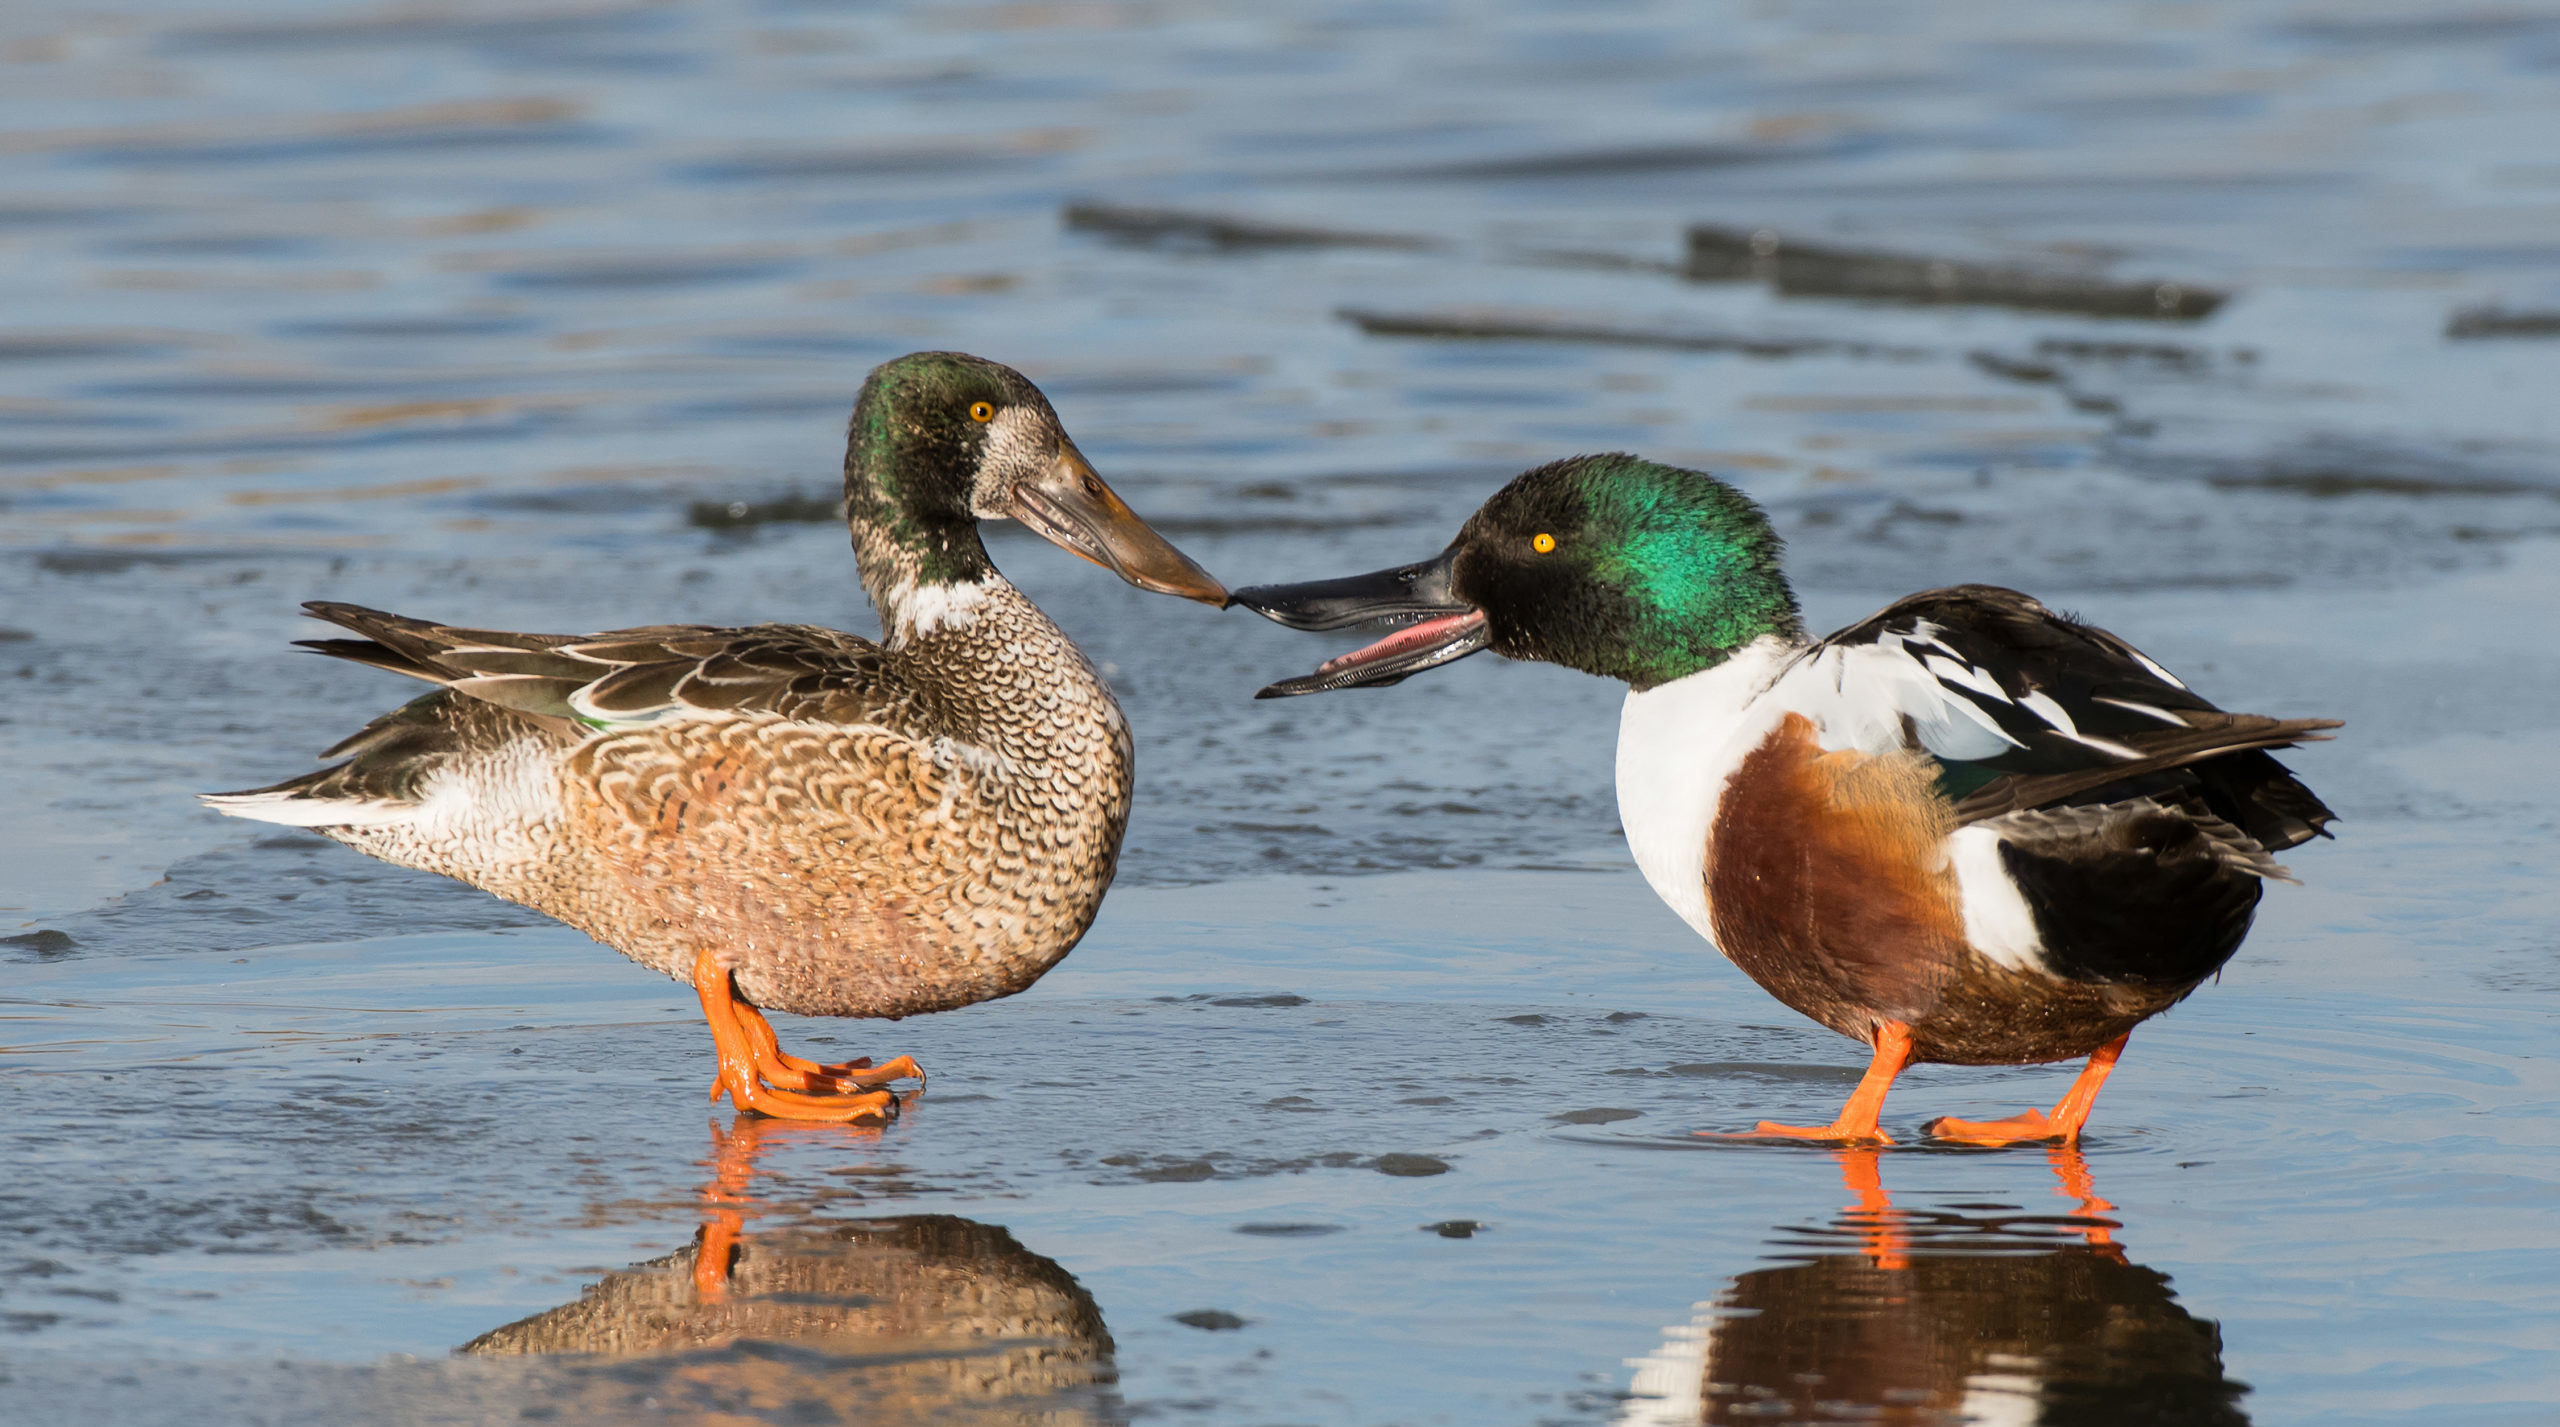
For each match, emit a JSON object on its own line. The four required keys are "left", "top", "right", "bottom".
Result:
{"left": 1927, "top": 1106, "right": 2060, "bottom": 1145}
{"left": 1700, "top": 1118, "right": 1896, "bottom": 1146}
{"left": 1926, "top": 1031, "right": 2129, "bottom": 1147}
{"left": 1695, "top": 1022, "right": 1913, "bottom": 1147}
{"left": 691, "top": 950, "right": 907, "bottom": 1123}
{"left": 733, "top": 1003, "right": 924, "bottom": 1094}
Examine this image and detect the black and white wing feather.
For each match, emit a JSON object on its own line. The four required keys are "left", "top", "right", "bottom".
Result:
{"left": 1797, "top": 585, "right": 2338, "bottom": 851}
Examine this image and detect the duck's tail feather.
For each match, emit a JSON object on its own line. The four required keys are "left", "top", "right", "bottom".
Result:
{"left": 202, "top": 687, "right": 562, "bottom": 830}
{"left": 198, "top": 776, "right": 422, "bottom": 828}
{"left": 1952, "top": 714, "right": 2341, "bottom": 831}
{"left": 293, "top": 636, "right": 445, "bottom": 683}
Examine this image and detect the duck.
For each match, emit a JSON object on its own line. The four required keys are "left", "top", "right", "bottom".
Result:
{"left": 204, "top": 351, "right": 1227, "bottom": 1123}
{"left": 1233, "top": 453, "right": 2335, "bottom": 1145}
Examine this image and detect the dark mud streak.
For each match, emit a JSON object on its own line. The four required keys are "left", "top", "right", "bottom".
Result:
{"left": 2147, "top": 440, "right": 2560, "bottom": 500}
{"left": 1337, "top": 307, "right": 1929, "bottom": 359}
{"left": 1079, "top": 1148, "right": 1454, "bottom": 1184}
{"left": 687, "top": 491, "right": 846, "bottom": 530}
{"left": 1359, "top": 140, "right": 1841, "bottom": 181}
{"left": 2447, "top": 307, "right": 2560, "bottom": 340}
{"left": 1497, "top": 246, "right": 1686, "bottom": 276}
{"left": 0, "top": 333, "right": 204, "bottom": 362}
{"left": 683, "top": 145, "right": 1069, "bottom": 184}
{"left": 1687, "top": 224, "right": 2227, "bottom": 321}
{"left": 1064, "top": 202, "right": 1437, "bottom": 252}
{"left": 2036, "top": 337, "right": 2224, "bottom": 367}
{"left": 2206, "top": 471, "right": 2560, "bottom": 499}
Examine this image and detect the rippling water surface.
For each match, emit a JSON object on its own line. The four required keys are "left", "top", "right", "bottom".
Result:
{"left": 4, "top": 2, "right": 2559, "bottom": 1423}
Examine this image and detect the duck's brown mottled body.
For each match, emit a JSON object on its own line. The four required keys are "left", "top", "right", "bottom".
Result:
{"left": 315, "top": 580, "right": 1129, "bottom": 1020}
{"left": 1706, "top": 713, "right": 2188, "bottom": 1066}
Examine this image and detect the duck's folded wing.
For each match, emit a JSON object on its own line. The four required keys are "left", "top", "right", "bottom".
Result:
{"left": 205, "top": 604, "right": 932, "bottom": 827}
{"left": 294, "top": 601, "right": 925, "bottom": 732}
{"left": 1794, "top": 585, "right": 2339, "bottom": 850}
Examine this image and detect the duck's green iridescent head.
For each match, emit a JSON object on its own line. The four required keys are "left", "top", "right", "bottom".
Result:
{"left": 840, "top": 352, "right": 1225, "bottom": 634}
{"left": 844, "top": 352, "right": 1048, "bottom": 576}
{"left": 1235, "top": 454, "right": 1802, "bottom": 694}
{"left": 1455, "top": 454, "right": 1803, "bottom": 684}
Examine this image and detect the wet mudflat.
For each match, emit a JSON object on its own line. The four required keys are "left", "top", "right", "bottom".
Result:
{"left": 6, "top": 1, "right": 2560, "bottom": 1423}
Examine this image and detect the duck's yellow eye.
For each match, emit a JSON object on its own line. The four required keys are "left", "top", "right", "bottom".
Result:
{"left": 968, "top": 401, "right": 996, "bottom": 423}
{"left": 1532, "top": 532, "right": 1556, "bottom": 553}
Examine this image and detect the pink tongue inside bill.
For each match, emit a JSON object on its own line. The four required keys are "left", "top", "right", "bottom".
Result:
{"left": 1316, "top": 609, "right": 1486, "bottom": 676}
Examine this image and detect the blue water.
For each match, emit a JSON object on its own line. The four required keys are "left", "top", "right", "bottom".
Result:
{"left": 5, "top": 1, "right": 2560, "bottom": 1422}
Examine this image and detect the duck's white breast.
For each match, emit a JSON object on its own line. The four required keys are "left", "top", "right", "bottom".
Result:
{"left": 1612, "top": 636, "right": 1800, "bottom": 944}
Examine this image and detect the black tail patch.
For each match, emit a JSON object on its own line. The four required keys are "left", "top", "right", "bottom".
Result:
{"left": 2000, "top": 799, "right": 2267, "bottom": 986}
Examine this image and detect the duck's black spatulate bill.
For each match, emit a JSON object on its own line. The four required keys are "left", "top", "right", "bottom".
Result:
{"left": 1232, "top": 549, "right": 1488, "bottom": 696}
{"left": 1230, "top": 548, "right": 1461, "bottom": 630}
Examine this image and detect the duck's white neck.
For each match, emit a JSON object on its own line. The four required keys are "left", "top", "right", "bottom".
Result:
{"left": 883, "top": 575, "right": 998, "bottom": 645}
{"left": 1613, "top": 635, "right": 1800, "bottom": 942}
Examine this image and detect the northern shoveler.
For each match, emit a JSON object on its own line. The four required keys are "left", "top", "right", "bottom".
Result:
{"left": 205, "top": 352, "right": 1227, "bottom": 1123}
{"left": 1234, "top": 453, "right": 2336, "bottom": 1145}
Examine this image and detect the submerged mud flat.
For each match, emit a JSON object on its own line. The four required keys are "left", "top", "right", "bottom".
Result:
{"left": 5, "top": 0, "right": 2560, "bottom": 1421}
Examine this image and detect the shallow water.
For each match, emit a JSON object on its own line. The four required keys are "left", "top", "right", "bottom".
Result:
{"left": 4, "top": 1, "right": 2560, "bottom": 1422}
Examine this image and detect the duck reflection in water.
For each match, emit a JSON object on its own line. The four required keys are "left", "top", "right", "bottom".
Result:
{"left": 1618, "top": 1150, "right": 2247, "bottom": 1427}
{"left": 460, "top": 1117, "right": 1120, "bottom": 1425}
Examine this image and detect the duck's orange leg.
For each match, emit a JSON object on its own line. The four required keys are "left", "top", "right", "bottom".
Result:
{"left": 1927, "top": 1032, "right": 2129, "bottom": 1146}
{"left": 692, "top": 950, "right": 902, "bottom": 1123}
{"left": 1698, "top": 1021, "right": 1913, "bottom": 1146}
{"left": 731, "top": 1003, "right": 923, "bottom": 1094}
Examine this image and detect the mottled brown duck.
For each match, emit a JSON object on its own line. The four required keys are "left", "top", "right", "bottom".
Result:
{"left": 1235, "top": 454, "right": 2336, "bottom": 1146}
{"left": 207, "top": 351, "right": 1226, "bottom": 1122}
